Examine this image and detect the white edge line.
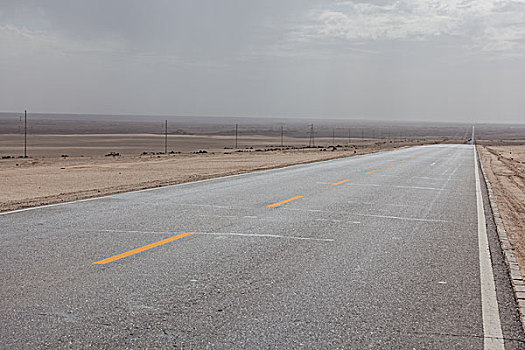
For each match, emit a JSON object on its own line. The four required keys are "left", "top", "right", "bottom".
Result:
{"left": 474, "top": 146, "right": 505, "bottom": 349}
{"left": 478, "top": 146, "right": 525, "bottom": 330}
{"left": 0, "top": 145, "right": 432, "bottom": 216}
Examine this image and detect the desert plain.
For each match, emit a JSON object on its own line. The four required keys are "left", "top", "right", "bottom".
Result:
{"left": 2, "top": 112, "right": 473, "bottom": 212}
{"left": 1, "top": 113, "right": 524, "bottom": 275}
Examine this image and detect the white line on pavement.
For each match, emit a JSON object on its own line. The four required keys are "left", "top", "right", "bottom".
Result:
{"left": 412, "top": 176, "right": 461, "bottom": 181}
{"left": 393, "top": 185, "right": 444, "bottom": 191}
{"left": 92, "top": 229, "right": 335, "bottom": 242}
{"left": 474, "top": 147, "right": 504, "bottom": 349}
{"left": 194, "top": 232, "right": 334, "bottom": 242}
{"left": 354, "top": 213, "right": 451, "bottom": 223}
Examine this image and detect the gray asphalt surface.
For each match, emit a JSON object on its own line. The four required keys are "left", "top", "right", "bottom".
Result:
{"left": 1, "top": 144, "right": 524, "bottom": 349}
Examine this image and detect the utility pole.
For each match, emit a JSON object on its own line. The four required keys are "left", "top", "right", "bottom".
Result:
{"left": 24, "top": 110, "right": 27, "bottom": 158}
{"left": 164, "top": 120, "right": 168, "bottom": 154}
{"left": 235, "top": 123, "right": 238, "bottom": 149}
{"left": 308, "top": 124, "right": 315, "bottom": 147}
{"left": 280, "top": 125, "right": 284, "bottom": 147}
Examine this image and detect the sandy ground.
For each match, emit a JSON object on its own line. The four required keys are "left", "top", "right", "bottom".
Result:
{"left": 0, "top": 133, "right": 435, "bottom": 157}
{"left": 1, "top": 140, "right": 434, "bottom": 212}
{"left": 478, "top": 143, "right": 525, "bottom": 276}
{"left": 1, "top": 133, "right": 287, "bottom": 157}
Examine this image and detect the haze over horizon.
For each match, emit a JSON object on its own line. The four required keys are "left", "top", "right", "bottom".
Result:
{"left": 1, "top": 1, "right": 525, "bottom": 124}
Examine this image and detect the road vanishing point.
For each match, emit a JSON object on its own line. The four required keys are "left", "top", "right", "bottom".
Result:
{"left": 2, "top": 144, "right": 525, "bottom": 349}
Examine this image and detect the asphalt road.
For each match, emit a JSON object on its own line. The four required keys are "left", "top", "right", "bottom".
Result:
{"left": 1, "top": 144, "right": 524, "bottom": 349}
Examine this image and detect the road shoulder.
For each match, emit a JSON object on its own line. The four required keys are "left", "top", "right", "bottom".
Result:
{"left": 477, "top": 146, "right": 525, "bottom": 347}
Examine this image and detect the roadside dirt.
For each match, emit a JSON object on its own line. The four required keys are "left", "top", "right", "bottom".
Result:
{"left": 1, "top": 144, "right": 426, "bottom": 212}
{"left": 478, "top": 144, "right": 525, "bottom": 276}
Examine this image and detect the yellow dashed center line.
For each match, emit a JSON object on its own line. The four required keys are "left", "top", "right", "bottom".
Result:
{"left": 93, "top": 232, "right": 194, "bottom": 265}
{"left": 332, "top": 179, "right": 350, "bottom": 186}
{"left": 400, "top": 160, "right": 407, "bottom": 163}
{"left": 365, "top": 170, "right": 376, "bottom": 175}
{"left": 386, "top": 164, "right": 394, "bottom": 167}
{"left": 267, "top": 196, "right": 304, "bottom": 208}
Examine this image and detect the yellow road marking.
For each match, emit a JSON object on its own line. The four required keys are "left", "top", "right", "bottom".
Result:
{"left": 93, "top": 232, "right": 194, "bottom": 265}
{"left": 267, "top": 196, "right": 303, "bottom": 208}
{"left": 400, "top": 160, "right": 407, "bottom": 163}
{"left": 332, "top": 179, "right": 350, "bottom": 186}
{"left": 365, "top": 170, "right": 376, "bottom": 174}
{"left": 386, "top": 164, "right": 394, "bottom": 167}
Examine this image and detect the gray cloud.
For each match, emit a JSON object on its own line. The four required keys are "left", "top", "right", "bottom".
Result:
{"left": 293, "top": 0, "right": 525, "bottom": 56}
{"left": 1, "top": 0, "right": 524, "bottom": 123}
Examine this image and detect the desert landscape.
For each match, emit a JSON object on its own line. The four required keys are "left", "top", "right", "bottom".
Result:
{"left": 1, "top": 112, "right": 524, "bottom": 284}
{"left": 1, "top": 113, "right": 461, "bottom": 212}
{"left": 4, "top": 2, "right": 525, "bottom": 346}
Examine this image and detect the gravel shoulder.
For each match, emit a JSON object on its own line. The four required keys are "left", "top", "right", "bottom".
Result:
{"left": 478, "top": 143, "right": 525, "bottom": 276}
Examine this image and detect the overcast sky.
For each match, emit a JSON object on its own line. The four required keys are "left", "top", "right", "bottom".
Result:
{"left": 1, "top": 0, "right": 525, "bottom": 123}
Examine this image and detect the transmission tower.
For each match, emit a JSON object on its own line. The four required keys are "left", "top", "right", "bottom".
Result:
{"left": 308, "top": 124, "right": 315, "bottom": 147}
